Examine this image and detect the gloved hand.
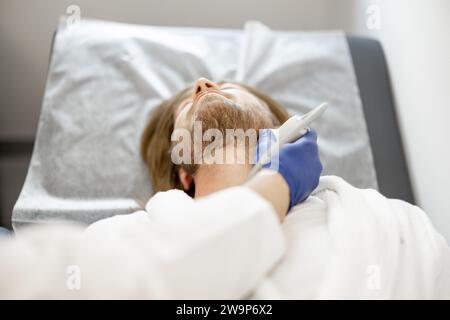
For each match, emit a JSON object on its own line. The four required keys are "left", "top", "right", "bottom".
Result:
{"left": 256, "top": 128, "right": 323, "bottom": 210}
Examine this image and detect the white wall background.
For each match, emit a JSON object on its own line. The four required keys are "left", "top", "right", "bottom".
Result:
{"left": 350, "top": 0, "right": 450, "bottom": 242}
{"left": 1, "top": 0, "right": 449, "bottom": 241}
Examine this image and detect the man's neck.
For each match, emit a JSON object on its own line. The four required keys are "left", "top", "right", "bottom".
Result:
{"left": 194, "top": 163, "right": 252, "bottom": 198}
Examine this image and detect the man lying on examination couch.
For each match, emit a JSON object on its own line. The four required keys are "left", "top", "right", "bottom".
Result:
{"left": 0, "top": 78, "right": 449, "bottom": 299}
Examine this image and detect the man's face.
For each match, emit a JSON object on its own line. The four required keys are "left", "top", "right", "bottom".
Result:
{"left": 174, "top": 78, "right": 274, "bottom": 132}
{"left": 171, "top": 78, "right": 276, "bottom": 192}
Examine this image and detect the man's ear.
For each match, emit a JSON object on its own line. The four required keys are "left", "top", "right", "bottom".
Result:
{"left": 178, "top": 168, "right": 194, "bottom": 191}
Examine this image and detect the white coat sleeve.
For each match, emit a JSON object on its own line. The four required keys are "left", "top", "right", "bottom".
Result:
{"left": 145, "top": 186, "right": 286, "bottom": 299}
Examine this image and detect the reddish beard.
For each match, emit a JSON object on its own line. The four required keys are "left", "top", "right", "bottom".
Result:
{"left": 180, "top": 97, "right": 275, "bottom": 176}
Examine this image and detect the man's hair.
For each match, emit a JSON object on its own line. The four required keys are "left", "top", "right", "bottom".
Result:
{"left": 141, "top": 82, "right": 290, "bottom": 193}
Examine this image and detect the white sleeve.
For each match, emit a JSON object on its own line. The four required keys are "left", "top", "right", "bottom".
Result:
{"left": 145, "top": 187, "right": 286, "bottom": 299}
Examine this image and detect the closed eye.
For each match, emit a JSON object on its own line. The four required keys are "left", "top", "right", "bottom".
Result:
{"left": 180, "top": 100, "right": 192, "bottom": 109}
{"left": 220, "top": 85, "right": 240, "bottom": 91}
{"left": 176, "top": 100, "right": 192, "bottom": 118}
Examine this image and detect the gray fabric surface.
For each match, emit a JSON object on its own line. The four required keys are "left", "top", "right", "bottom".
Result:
{"left": 346, "top": 36, "right": 414, "bottom": 204}
{"left": 0, "top": 227, "right": 11, "bottom": 237}
{"left": 12, "top": 19, "right": 377, "bottom": 228}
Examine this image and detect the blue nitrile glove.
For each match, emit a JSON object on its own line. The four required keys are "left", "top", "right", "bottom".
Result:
{"left": 256, "top": 128, "right": 323, "bottom": 210}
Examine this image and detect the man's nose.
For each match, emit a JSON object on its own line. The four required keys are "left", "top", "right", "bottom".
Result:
{"left": 192, "top": 78, "right": 219, "bottom": 100}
